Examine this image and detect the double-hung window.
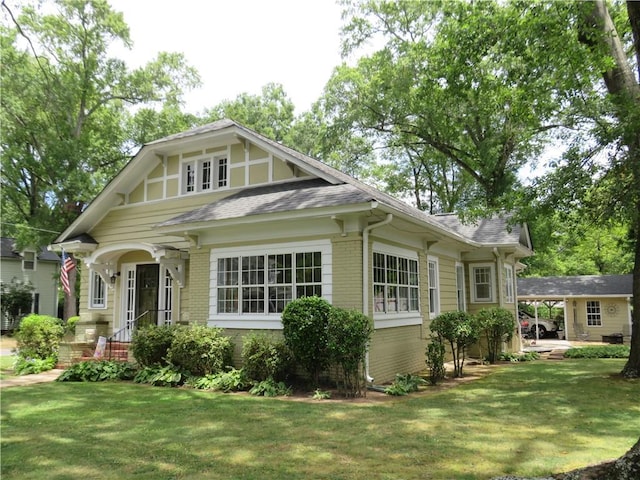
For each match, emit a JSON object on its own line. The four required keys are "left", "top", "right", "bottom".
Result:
{"left": 373, "top": 252, "right": 419, "bottom": 314}
{"left": 586, "top": 301, "right": 602, "bottom": 326}
{"left": 470, "top": 263, "right": 495, "bottom": 303}
{"left": 427, "top": 257, "right": 440, "bottom": 317}
{"left": 216, "top": 251, "right": 322, "bottom": 315}
{"left": 22, "top": 251, "right": 36, "bottom": 271}
{"left": 455, "top": 262, "right": 466, "bottom": 311}
{"left": 182, "top": 155, "right": 227, "bottom": 194}
{"left": 503, "top": 265, "right": 515, "bottom": 303}
{"left": 89, "top": 271, "right": 106, "bottom": 309}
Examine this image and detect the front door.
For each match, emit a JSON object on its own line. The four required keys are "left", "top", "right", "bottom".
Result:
{"left": 135, "top": 264, "right": 159, "bottom": 328}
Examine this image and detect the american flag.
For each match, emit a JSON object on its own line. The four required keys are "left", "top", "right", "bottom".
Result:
{"left": 60, "top": 249, "right": 75, "bottom": 296}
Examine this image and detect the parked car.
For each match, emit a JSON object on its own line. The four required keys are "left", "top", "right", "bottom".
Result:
{"left": 518, "top": 310, "right": 559, "bottom": 338}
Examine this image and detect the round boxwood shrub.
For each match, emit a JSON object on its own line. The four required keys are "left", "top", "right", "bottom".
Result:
{"left": 167, "top": 325, "right": 234, "bottom": 376}
{"left": 241, "top": 332, "right": 292, "bottom": 382}
{"left": 131, "top": 324, "right": 179, "bottom": 367}
{"left": 281, "top": 296, "right": 333, "bottom": 386}
{"left": 15, "top": 314, "right": 64, "bottom": 360}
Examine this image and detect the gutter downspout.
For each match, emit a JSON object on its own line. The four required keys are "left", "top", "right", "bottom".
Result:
{"left": 363, "top": 213, "right": 393, "bottom": 383}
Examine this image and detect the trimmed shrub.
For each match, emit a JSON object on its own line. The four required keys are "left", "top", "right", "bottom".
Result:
{"left": 564, "top": 345, "right": 630, "bottom": 359}
{"left": 131, "top": 324, "right": 179, "bottom": 367}
{"left": 14, "top": 356, "right": 56, "bottom": 375}
{"left": 281, "top": 296, "right": 333, "bottom": 385}
{"left": 64, "top": 316, "right": 80, "bottom": 336}
{"left": 475, "top": 307, "right": 516, "bottom": 364}
{"left": 241, "top": 333, "right": 292, "bottom": 382}
{"left": 425, "top": 336, "right": 446, "bottom": 385}
{"left": 167, "top": 325, "right": 234, "bottom": 376}
{"left": 15, "top": 314, "right": 64, "bottom": 361}
{"left": 430, "top": 311, "right": 479, "bottom": 377}
{"left": 327, "top": 307, "right": 373, "bottom": 397}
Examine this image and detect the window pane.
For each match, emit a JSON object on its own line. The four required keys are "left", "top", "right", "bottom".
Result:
{"left": 242, "top": 256, "right": 264, "bottom": 285}
{"left": 218, "top": 287, "right": 238, "bottom": 313}
{"left": 217, "top": 157, "right": 228, "bottom": 187}
{"left": 386, "top": 255, "right": 398, "bottom": 284}
{"left": 242, "top": 287, "right": 264, "bottom": 313}
{"left": 374, "top": 284, "right": 386, "bottom": 312}
{"left": 201, "top": 160, "right": 211, "bottom": 190}
{"left": 410, "top": 287, "right": 419, "bottom": 311}
{"left": 398, "top": 286, "right": 409, "bottom": 311}
{"left": 373, "top": 253, "right": 386, "bottom": 283}
{"left": 296, "top": 285, "right": 321, "bottom": 298}
{"left": 218, "top": 258, "right": 238, "bottom": 285}
{"left": 268, "top": 254, "right": 291, "bottom": 284}
{"left": 268, "top": 286, "right": 292, "bottom": 313}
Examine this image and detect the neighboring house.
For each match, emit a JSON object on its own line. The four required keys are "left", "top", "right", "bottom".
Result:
{"left": 1, "top": 237, "right": 60, "bottom": 331}
{"left": 49, "top": 119, "right": 533, "bottom": 382}
{"left": 517, "top": 275, "right": 633, "bottom": 343}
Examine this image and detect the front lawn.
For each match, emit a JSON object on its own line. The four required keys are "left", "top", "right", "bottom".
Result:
{"left": 1, "top": 359, "right": 638, "bottom": 479}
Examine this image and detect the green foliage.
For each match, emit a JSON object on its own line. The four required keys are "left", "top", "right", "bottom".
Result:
{"left": 133, "top": 364, "right": 184, "bottom": 387}
{"left": 281, "top": 296, "right": 333, "bottom": 386}
{"left": 326, "top": 308, "right": 373, "bottom": 397}
{"left": 131, "top": 324, "right": 179, "bottom": 367}
{"left": 498, "top": 352, "right": 540, "bottom": 362}
{"left": 167, "top": 326, "right": 234, "bottom": 376}
{"left": 64, "top": 316, "right": 79, "bottom": 336}
{"left": 312, "top": 389, "right": 332, "bottom": 400}
{"left": 187, "top": 368, "right": 250, "bottom": 392}
{"left": 13, "top": 356, "right": 56, "bottom": 375}
{"left": 430, "top": 311, "right": 479, "bottom": 377}
{"left": 0, "top": 280, "right": 35, "bottom": 331}
{"left": 15, "top": 314, "right": 64, "bottom": 361}
{"left": 384, "top": 373, "right": 427, "bottom": 396}
{"left": 475, "top": 307, "right": 516, "bottom": 364}
{"left": 241, "top": 333, "right": 292, "bottom": 382}
{"left": 564, "top": 345, "right": 630, "bottom": 359}
{"left": 56, "top": 361, "right": 137, "bottom": 382}
{"left": 425, "top": 336, "right": 446, "bottom": 385}
{"left": 248, "top": 378, "right": 292, "bottom": 397}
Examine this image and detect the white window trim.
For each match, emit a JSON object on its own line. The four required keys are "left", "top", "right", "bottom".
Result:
{"left": 503, "top": 264, "right": 515, "bottom": 304}
{"left": 428, "top": 256, "right": 440, "bottom": 318}
{"left": 470, "top": 263, "right": 495, "bottom": 303}
{"left": 209, "top": 240, "right": 332, "bottom": 330}
{"left": 21, "top": 250, "right": 37, "bottom": 271}
{"left": 455, "top": 262, "right": 466, "bottom": 311}
{"left": 180, "top": 154, "right": 228, "bottom": 195}
{"left": 89, "top": 270, "right": 107, "bottom": 309}
{"left": 586, "top": 300, "right": 603, "bottom": 327}
{"left": 372, "top": 242, "right": 422, "bottom": 329}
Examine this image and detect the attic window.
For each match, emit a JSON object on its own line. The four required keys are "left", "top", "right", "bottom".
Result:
{"left": 182, "top": 155, "right": 227, "bottom": 194}
{"left": 22, "top": 251, "right": 36, "bottom": 271}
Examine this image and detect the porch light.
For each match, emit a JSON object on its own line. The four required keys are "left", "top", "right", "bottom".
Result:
{"left": 110, "top": 272, "right": 120, "bottom": 284}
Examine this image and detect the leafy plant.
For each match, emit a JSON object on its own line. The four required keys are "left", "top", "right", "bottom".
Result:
{"left": 133, "top": 364, "right": 184, "bottom": 387}
{"left": 430, "top": 311, "right": 479, "bottom": 377}
{"left": 167, "top": 325, "right": 234, "bottom": 376}
{"left": 0, "top": 280, "right": 35, "bottom": 332}
{"left": 15, "top": 314, "right": 64, "bottom": 361}
{"left": 326, "top": 307, "right": 373, "bottom": 397}
{"left": 187, "top": 368, "right": 250, "bottom": 392}
{"left": 249, "top": 378, "right": 292, "bottom": 397}
{"left": 281, "top": 296, "right": 333, "bottom": 386}
{"left": 241, "top": 333, "right": 292, "bottom": 382}
{"left": 475, "top": 307, "right": 516, "bottom": 364}
{"left": 564, "top": 345, "right": 630, "bottom": 359}
{"left": 13, "top": 356, "right": 56, "bottom": 375}
{"left": 131, "top": 324, "right": 179, "bottom": 367}
{"left": 312, "top": 389, "right": 332, "bottom": 400}
{"left": 498, "top": 352, "right": 540, "bottom": 362}
{"left": 384, "top": 373, "right": 427, "bottom": 396}
{"left": 56, "top": 361, "right": 137, "bottom": 382}
{"left": 64, "top": 316, "right": 79, "bottom": 336}
{"left": 425, "top": 336, "right": 446, "bottom": 385}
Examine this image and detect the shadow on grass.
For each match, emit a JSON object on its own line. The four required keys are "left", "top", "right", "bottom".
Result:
{"left": 1, "top": 359, "right": 638, "bottom": 480}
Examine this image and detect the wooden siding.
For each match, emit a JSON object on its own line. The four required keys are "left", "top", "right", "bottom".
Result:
{"left": 568, "top": 298, "right": 632, "bottom": 341}
{"left": 331, "top": 234, "right": 363, "bottom": 311}
{"left": 369, "top": 325, "right": 425, "bottom": 383}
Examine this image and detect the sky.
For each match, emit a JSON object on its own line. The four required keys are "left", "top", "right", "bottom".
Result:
{"left": 107, "top": 0, "right": 344, "bottom": 115}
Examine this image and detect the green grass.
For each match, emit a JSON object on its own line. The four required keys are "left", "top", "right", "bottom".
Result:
{"left": 1, "top": 359, "right": 638, "bottom": 480}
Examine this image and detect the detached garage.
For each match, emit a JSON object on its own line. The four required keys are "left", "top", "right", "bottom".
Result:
{"left": 517, "top": 275, "right": 633, "bottom": 344}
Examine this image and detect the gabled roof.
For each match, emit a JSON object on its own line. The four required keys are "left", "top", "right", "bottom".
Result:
{"left": 518, "top": 275, "right": 633, "bottom": 298}
{"left": 431, "top": 213, "right": 532, "bottom": 250}
{"left": 1, "top": 237, "right": 59, "bottom": 262}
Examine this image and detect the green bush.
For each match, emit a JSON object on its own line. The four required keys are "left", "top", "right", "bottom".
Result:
{"left": 498, "top": 351, "right": 540, "bottom": 362}
{"left": 425, "top": 336, "right": 446, "bottom": 385}
{"left": 249, "top": 378, "right": 292, "bottom": 397}
{"left": 327, "top": 307, "right": 373, "bottom": 397}
{"left": 241, "top": 333, "right": 292, "bottom": 382}
{"left": 131, "top": 324, "right": 179, "bottom": 367}
{"left": 187, "top": 368, "right": 250, "bottom": 392}
{"left": 133, "top": 364, "right": 184, "bottom": 387}
{"left": 564, "top": 345, "right": 630, "bottom": 359}
{"left": 56, "top": 361, "right": 137, "bottom": 382}
{"left": 281, "top": 296, "right": 333, "bottom": 386}
{"left": 14, "top": 356, "right": 56, "bottom": 375}
{"left": 475, "top": 307, "right": 516, "bottom": 364}
{"left": 384, "top": 373, "right": 427, "bottom": 396}
{"left": 15, "top": 314, "right": 64, "bottom": 361}
{"left": 167, "top": 325, "right": 234, "bottom": 376}
{"left": 430, "top": 311, "right": 479, "bottom": 377}
{"left": 64, "top": 316, "right": 80, "bottom": 336}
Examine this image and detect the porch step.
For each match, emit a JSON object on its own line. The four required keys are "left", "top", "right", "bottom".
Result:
{"left": 542, "top": 349, "right": 566, "bottom": 361}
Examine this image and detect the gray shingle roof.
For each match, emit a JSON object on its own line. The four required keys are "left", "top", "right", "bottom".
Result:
{"left": 518, "top": 275, "right": 633, "bottom": 297}
{"left": 1, "top": 237, "right": 60, "bottom": 262}
{"left": 157, "top": 178, "right": 374, "bottom": 227}
{"left": 431, "top": 213, "right": 524, "bottom": 245}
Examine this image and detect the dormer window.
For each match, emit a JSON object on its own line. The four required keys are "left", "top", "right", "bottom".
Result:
{"left": 22, "top": 251, "right": 36, "bottom": 271}
{"left": 182, "top": 155, "right": 228, "bottom": 194}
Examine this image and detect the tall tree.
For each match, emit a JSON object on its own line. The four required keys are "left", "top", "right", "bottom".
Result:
{"left": 1, "top": 0, "right": 200, "bottom": 318}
